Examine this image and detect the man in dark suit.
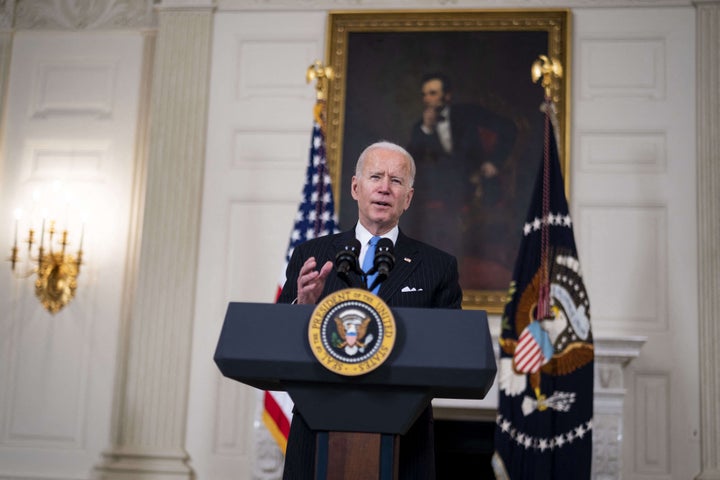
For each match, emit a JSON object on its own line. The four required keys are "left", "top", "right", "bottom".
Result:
{"left": 405, "top": 72, "right": 517, "bottom": 257}
{"left": 278, "top": 141, "right": 462, "bottom": 480}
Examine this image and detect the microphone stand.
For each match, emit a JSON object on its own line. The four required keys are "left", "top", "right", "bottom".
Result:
{"left": 338, "top": 269, "right": 364, "bottom": 290}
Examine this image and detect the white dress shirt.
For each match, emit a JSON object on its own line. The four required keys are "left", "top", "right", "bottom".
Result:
{"left": 355, "top": 222, "right": 399, "bottom": 271}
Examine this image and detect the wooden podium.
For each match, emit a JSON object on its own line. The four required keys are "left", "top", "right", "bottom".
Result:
{"left": 214, "top": 301, "right": 496, "bottom": 479}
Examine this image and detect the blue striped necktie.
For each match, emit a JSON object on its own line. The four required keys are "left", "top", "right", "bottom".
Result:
{"left": 362, "top": 236, "right": 381, "bottom": 294}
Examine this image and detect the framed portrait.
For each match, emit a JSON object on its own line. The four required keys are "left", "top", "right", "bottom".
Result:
{"left": 324, "top": 9, "right": 571, "bottom": 313}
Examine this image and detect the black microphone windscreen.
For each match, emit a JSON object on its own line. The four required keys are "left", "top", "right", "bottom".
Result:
{"left": 376, "top": 237, "right": 394, "bottom": 253}
{"left": 374, "top": 238, "right": 395, "bottom": 275}
{"left": 350, "top": 238, "right": 361, "bottom": 253}
{"left": 335, "top": 239, "right": 361, "bottom": 275}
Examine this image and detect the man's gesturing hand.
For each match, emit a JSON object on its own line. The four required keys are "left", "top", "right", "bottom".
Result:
{"left": 296, "top": 257, "right": 334, "bottom": 304}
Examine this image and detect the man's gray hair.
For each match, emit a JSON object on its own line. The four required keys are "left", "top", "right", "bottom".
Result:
{"left": 355, "top": 141, "right": 416, "bottom": 187}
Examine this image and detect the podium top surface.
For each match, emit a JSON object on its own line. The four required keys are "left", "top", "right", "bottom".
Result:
{"left": 214, "top": 302, "right": 496, "bottom": 400}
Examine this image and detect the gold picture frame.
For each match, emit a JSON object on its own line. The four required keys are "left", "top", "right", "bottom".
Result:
{"left": 324, "top": 9, "right": 571, "bottom": 313}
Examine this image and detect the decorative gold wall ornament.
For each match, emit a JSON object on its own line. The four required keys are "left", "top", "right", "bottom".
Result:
{"left": 531, "top": 55, "right": 563, "bottom": 102}
{"left": 9, "top": 217, "right": 83, "bottom": 314}
{"left": 306, "top": 60, "right": 334, "bottom": 101}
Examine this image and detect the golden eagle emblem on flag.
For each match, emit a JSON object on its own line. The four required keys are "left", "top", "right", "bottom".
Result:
{"left": 499, "top": 248, "right": 593, "bottom": 415}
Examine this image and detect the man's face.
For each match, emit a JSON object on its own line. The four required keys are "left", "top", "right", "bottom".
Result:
{"left": 351, "top": 148, "right": 414, "bottom": 235}
{"left": 421, "top": 78, "right": 450, "bottom": 110}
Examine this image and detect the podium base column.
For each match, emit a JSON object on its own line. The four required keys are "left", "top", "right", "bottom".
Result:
{"left": 316, "top": 432, "right": 399, "bottom": 480}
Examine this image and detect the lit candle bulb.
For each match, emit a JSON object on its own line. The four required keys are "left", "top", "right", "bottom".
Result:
{"left": 31, "top": 189, "right": 39, "bottom": 228}
{"left": 12, "top": 208, "right": 21, "bottom": 248}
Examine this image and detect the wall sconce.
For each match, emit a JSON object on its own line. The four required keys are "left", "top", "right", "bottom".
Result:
{"left": 9, "top": 208, "right": 84, "bottom": 314}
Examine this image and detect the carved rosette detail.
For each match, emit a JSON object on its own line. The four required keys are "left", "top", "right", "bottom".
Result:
{"left": 252, "top": 425, "right": 284, "bottom": 480}
{"left": 592, "top": 413, "right": 622, "bottom": 479}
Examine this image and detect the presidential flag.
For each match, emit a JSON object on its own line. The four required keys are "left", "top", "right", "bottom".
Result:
{"left": 263, "top": 101, "right": 340, "bottom": 454}
{"left": 492, "top": 101, "right": 594, "bottom": 479}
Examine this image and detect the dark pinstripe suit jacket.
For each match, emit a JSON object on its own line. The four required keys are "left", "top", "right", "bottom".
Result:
{"left": 279, "top": 228, "right": 463, "bottom": 480}
{"left": 278, "top": 229, "right": 462, "bottom": 309}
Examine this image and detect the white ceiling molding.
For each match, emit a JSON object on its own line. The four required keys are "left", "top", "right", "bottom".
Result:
{"left": 12, "top": 0, "right": 157, "bottom": 30}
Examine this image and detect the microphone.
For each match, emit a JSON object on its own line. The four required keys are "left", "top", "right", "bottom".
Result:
{"left": 335, "top": 239, "right": 362, "bottom": 288}
{"left": 368, "top": 238, "right": 395, "bottom": 291}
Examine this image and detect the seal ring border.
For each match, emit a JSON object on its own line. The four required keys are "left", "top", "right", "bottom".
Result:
{"left": 308, "top": 288, "right": 396, "bottom": 376}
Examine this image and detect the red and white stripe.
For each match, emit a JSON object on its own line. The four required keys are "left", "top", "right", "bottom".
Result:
{"left": 514, "top": 328, "right": 546, "bottom": 373}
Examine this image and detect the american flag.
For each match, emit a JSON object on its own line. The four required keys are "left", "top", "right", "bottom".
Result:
{"left": 263, "top": 113, "right": 339, "bottom": 454}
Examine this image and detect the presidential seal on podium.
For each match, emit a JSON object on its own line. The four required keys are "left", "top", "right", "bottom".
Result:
{"left": 308, "top": 288, "right": 396, "bottom": 376}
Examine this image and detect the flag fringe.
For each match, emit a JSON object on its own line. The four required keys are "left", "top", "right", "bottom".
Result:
{"left": 491, "top": 451, "right": 510, "bottom": 480}
{"left": 262, "top": 410, "right": 288, "bottom": 455}
{"left": 262, "top": 391, "right": 291, "bottom": 454}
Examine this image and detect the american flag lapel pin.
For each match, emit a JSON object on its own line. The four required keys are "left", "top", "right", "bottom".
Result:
{"left": 404, "top": 257, "right": 412, "bottom": 263}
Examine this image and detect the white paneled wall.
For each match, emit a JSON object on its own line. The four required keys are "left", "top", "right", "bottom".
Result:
{"left": 572, "top": 8, "right": 698, "bottom": 480}
{"left": 0, "top": 31, "right": 144, "bottom": 478}
{"left": 580, "top": 205, "right": 668, "bottom": 330}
